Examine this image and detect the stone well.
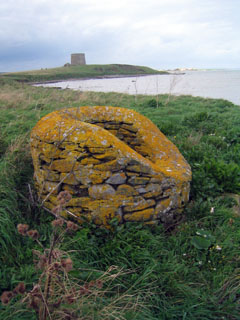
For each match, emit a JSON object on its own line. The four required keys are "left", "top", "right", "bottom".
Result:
{"left": 30, "top": 106, "right": 192, "bottom": 226}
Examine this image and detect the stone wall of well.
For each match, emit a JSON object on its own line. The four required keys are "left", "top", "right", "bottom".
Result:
{"left": 30, "top": 106, "right": 192, "bottom": 226}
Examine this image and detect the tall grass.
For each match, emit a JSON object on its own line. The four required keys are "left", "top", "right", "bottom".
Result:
{"left": 0, "top": 79, "right": 240, "bottom": 319}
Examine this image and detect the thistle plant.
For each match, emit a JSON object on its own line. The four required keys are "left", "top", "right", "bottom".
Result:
{"left": 1, "top": 191, "right": 79, "bottom": 319}
{"left": 1, "top": 190, "right": 143, "bottom": 320}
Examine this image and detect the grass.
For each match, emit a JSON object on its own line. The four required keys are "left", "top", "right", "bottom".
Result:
{"left": 0, "top": 64, "right": 167, "bottom": 83}
{"left": 0, "top": 77, "right": 240, "bottom": 319}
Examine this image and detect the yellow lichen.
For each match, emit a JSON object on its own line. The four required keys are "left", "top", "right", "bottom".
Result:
{"left": 124, "top": 208, "right": 154, "bottom": 222}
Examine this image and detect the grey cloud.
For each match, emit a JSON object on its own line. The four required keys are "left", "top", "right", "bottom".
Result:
{"left": 0, "top": 0, "right": 240, "bottom": 71}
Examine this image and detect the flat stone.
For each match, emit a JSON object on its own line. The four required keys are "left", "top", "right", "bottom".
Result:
{"left": 106, "top": 172, "right": 127, "bottom": 185}
{"left": 43, "top": 181, "right": 60, "bottom": 195}
{"left": 60, "top": 172, "right": 79, "bottom": 185}
{"left": 89, "top": 184, "right": 116, "bottom": 200}
{"left": 123, "top": 197, "right": 155, "bottom": 212}
{"left": 67, "top": 197, "right": 91, "bottom": 207}
{"left": 39, "top": 154, "right": 52, "bottom": 163}
{"left": 116, "top": 184, "right": 138, "bottom": 196}
{"left": 142, "top": 183, "right": 163, "bottom": 198}
{"left": 93, "top": 122, "right": 105, "bottom": 128}
{"left": 58, "top": 150, "right": 86, "bottom": 159}
{"left": 124, "top": 208, "right": 154, "bottom": 222}
{"left": 121, "top": 123, "right": 138, "bottom": 133}
{"left": 104, "top": 123, "right": 120, "bottom": 130}
{"left": 80, "top": 157, "right": 101, "bottom": 165}
{"left": 134, "top": 146, "right": 151, "bottom": 157}
{"left": 62, "top": 184, "right": 77, "bottom": 194}
{"left": 88, "top": 170, "right": 111, "bottom": 184}
{"left": 128, "top": 159, "right": 140, "bottom": 166}
{"left": 135, "top": 186, "right": 147, "bottom": 194}
{"left": 118, "top": 127, "right": 136, "bottom": 137}
{"left": 128, "top": 176, "right": 150, "bottom": 185}
{"left": 126, "top": 164, "right": 152, "bottom": 174}
{"left": 155, "top": 198, "right": 172, "bottom": 216}
{"left": 74, "top": 168, "right": 111, "bottom": 185}
{"left": 94, "top": 160, "right": 123, "bottom": 172}
{"left": 74, "top": 168, "right": 92, "bottom": 185}
{"left": 129, "top": 139, "right": 141, "bottom": 146}
{"left": 50, "top": 159, "right": 81, "bottom": 172}
{"left": 88, "top": 147, "right": 107, "bottom": 154}
{"left": 108, "top": 129, "right": 118, "bottom": 136}
{"left": 92, "top": 151, "right": 117, "bottom": 161}
{"left": 40, "top": 143, "right": 62, "bottom": 158}
{"left": 125, "top": 171, "right": 138, "bottom": 177}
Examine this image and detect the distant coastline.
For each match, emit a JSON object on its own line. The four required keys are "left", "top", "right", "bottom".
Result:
{"left": 0, "top": 63, "right": 168, "bottom": 83}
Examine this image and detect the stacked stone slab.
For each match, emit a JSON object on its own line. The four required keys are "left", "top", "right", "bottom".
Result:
{"left": 30, "top": 106, "right": 192, "bottom": 226}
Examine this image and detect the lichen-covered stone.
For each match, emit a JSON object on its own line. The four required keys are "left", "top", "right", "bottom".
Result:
{"left": 116, "top": 184, "right": 138, "bottom": 196}
{"left": 128, "top": 176, "right": 151, "bottom": 185}
{"left": 124, "top": 208, "right": 155, "bottom": 222}
{"left": 106, "top": 172, "right": 127, "bottom": 185}
{"left": 50, "top": 159, "right": 81, "bottom": 172}
{"left": 123, "top": 197, "right": 155, "bottom": 213}
{"left": 30, "top": 106, "right": 192, "bottom": 226}
{"left": 136, "top": 183, "right": 163, "bottom": 198}
{"left": 42, "top": 181, "right": 60, "bottom": 195}
{"left": 88, "top": 184, "right": 116, "bottom": 199}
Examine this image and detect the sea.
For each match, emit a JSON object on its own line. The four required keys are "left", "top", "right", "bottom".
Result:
{"left": 35, "top": 69, "right": 240, "bottom": 105}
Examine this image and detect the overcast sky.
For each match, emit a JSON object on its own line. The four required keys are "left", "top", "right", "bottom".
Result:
{"left": 0, "top": 0, "right": 239, "bottom": 72}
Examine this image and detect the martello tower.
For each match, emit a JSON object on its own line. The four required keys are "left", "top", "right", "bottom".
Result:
{"left": 71, "top": 53, "right": 86, "bottom": 66}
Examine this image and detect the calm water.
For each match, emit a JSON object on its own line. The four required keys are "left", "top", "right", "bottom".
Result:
{"left": 36, "top": 70, "right": 240, "bottom": 105}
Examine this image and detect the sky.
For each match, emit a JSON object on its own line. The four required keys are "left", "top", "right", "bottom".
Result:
{"left": 0, "top": 0, "right": 240, "bottom": 72}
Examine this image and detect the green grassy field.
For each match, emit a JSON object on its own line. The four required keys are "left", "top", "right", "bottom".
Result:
{"left": 1, "top": 64, "right": 167, "bottom": 83}
{"left": 0, "top": 77, "right": 240, "bottom": 319}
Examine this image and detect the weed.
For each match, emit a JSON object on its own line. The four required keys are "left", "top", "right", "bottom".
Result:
{"left": 1, "top": 194, "right": 149, "bottom": 320}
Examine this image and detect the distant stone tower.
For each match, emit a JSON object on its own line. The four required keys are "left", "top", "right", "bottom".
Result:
{"left": 71, "top": 53, "right": 86, "bottom": 66}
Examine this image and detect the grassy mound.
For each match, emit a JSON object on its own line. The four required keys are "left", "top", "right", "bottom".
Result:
{"left": 0, "top": 78, "right": 240, "bottom": 319}
{"left": 0, "top": 64, "right": 167, "bottom": 83}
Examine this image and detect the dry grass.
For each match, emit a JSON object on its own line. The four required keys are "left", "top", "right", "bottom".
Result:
{"left": 187, "top": 132, "right": 203, "bottom": 146}
{"left": 0, "top": 88, "right": 27, "bottom": 109}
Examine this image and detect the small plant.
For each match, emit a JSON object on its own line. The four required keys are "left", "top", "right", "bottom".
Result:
{"left": 146, "top": 99, "right": 157, "bottom": 108}
{"left": 191, "top": 229, "right": 215, "bottom": 250}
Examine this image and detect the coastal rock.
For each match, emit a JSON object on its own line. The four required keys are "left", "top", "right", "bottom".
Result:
{"left": 30, "top": 106, "right": 192, "bottom": 227}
